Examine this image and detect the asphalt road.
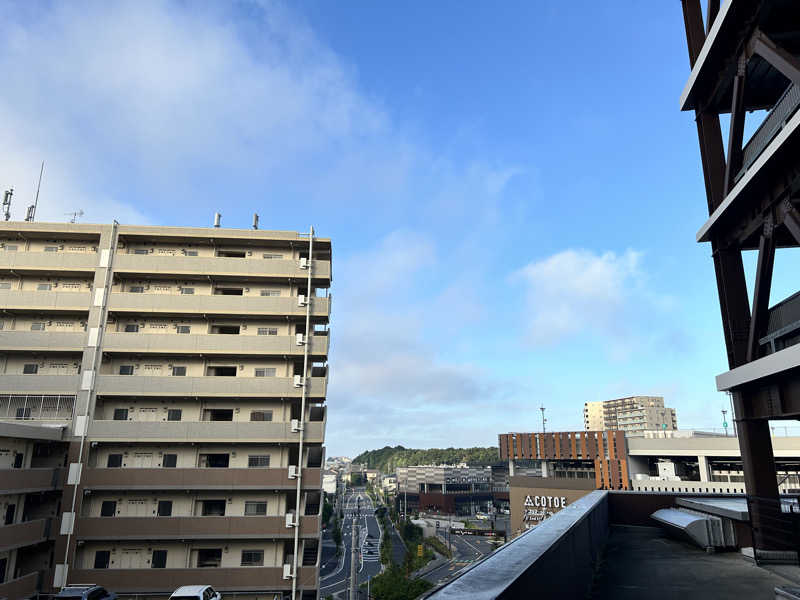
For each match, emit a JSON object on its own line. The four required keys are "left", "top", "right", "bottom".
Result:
{"left": 421, "top": 531, "right": 500, "bottom": 587}
{"left": 320, "top": 488, "right": 383, "bottom": 598}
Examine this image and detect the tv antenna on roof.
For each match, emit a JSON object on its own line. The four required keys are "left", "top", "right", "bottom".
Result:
{"left": 24, "top": 161, "right": 44, "bottom": 222}
{"left": 65, "top": 209, "right": 84, "bottom": 224}
{"left": 2, "top": 189, "right": 12, "bottom": 221}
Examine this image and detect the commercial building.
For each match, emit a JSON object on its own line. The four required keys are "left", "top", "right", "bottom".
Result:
{"left": 396, "top": 465, "right": 492, "bottom": 515}
{"left": 583, "top": 396, "right": 677, "bottom": 436}
{"left": 0, "top": 220, "right": 331, "bottom": 599}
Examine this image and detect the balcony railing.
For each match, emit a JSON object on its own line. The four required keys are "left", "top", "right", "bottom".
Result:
{"left": 95, "top": 375, "right": 327, "bottom": 398}
{"left": 0, "top": 394, "right": 75, "bottom": 421}
{"left": 0, "top": 571, "right": 41, "bottom": 600}
{"left": 0, "top": 331, "right": 86, "bottom": 353}
{"left": 74, "top": 515, "right": 320, "bottom": 540}
{"left": 102, "top": 332, "right": 329, "bottom": 356}
{"left": 0, "top": 289, "right": 91, "bottom": 312}
{"left": 734, "top": 84, "right": 800, "bottom": 186}
{"left": 0, "top": 468, "right": 63, "bottom": 494}
{"left": 0, "top": 375, "right": 80, "bottom": 395}
{"left": 87, "top": 419, "right": 325, "bottom": 443}
{"left": 81, "top": 466, "right": 322, "bottom": 490}
{"left": 108, "top": 292, "right": 330, "bottom": 317}
{"left": 0, "top": 518, "right": 51, "bottom": 552}
{"left": 114, "top": 254, "right": 331, "bottom": 280}
{"left": 0, "top": 251, "right": 98, "bottom": 272}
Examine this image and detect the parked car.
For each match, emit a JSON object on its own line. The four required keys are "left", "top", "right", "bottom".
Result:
{"left": 55, "top": 585, "right": 117, "bottom": 600}
{"left": 169, "top": 585, "right": 223, "bottom": 600}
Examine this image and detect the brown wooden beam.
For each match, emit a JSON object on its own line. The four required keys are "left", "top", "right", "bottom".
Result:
{"left": 724, "top": 56, "right": 748, "bottom": 196}
{"left": 682, "top": 0, "right": 707, "bottom": 67}
{"left": 746, "top": 220, "right": 776, "bottom": 362}
{"left": 714, "top": 246, "right": 752, "bottom": 369}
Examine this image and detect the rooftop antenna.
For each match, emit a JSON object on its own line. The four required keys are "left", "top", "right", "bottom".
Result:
{"left": 2, "top": 189, "right": 12, "bottom": 221}
{"left": 540, "top": 405, "right": 547, "bottom": 434}
{"left": 252, "top": 213, "right": 259, "bottom": 230}
{"left": 213, "top": 212, "right": 221, "bottom": 228}
{"left": 25, "top": 161, "right": 44, "bottom": 222}
{"left": 65, "top": 209, "right": 84, "bottom": 224}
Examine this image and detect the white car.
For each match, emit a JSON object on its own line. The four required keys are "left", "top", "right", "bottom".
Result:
{"left": 169, "top": 585, "right": 222, "bottom": 600}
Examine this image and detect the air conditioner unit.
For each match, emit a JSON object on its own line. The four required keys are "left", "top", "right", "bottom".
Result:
{"left": 293, "top": 375, "right": 304, "bottom": 388}
{"left": 282, "top": 564, "right": 293, "bottom": 579}
{"left": 285, "top": 513, "right": 296, "bottom": 528}
{"left": 297, "top": 295, "right": 307, "bottom": 307}
{"left": 291, "top": 419, "right": 301, "bottom": 432}
{"left": 295, "top": 333, "right": 306, "bottom": 346}
{"left": 299, "top": 258, "right": 309, "bottom": 269}
{"left": 288, "top": 465, "right": 298, "bottom": 479}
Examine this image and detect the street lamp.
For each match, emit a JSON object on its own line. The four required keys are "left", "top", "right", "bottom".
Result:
{"left": 721, "top": 409, "right": 728, "bottom": 437}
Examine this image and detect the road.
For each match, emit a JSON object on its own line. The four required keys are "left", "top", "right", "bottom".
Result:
{"left": 421, "top": 528, "right": 500, "bottom": 587}
{"left": 320, "top": 488, "right": 383, "bottom": 598}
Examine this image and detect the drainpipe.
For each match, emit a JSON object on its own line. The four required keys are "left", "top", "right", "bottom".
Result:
{"left": 291, "top": 226, "right": 314, "bottom": 600}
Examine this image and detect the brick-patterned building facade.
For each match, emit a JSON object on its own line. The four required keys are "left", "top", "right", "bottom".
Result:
{"left": 498, "top": 430, "right": 630, "bottom": 490}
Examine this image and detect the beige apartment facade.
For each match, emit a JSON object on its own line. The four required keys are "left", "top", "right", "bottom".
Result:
{"left": 0, "top": 221, "right": 330, "bottom": 600}
{"left": 583, "top": 396, "right": 677, "bottom": 437}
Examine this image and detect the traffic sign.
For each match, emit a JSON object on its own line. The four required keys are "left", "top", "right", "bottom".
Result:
{"left": 723, "top": 422, "right": 728, "bottom": 428}
{"left": 417, "top": 544, "right": 423, "bottom": 557}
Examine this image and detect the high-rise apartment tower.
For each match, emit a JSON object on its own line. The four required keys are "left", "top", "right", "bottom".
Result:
{"left": 0, "top": 221, "right": 331, "bottom": 599}
{"left": 583, "top": 396, "right": 677, "bottom": 437}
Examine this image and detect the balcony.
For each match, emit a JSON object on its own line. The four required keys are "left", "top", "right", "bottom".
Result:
{"left": 0, "top": 375, "right": 80, "bottom": 396}
{"left": 74, "top": 515, "right": 320, "bottom": 540}
{"left": 114, "top": 254, "right": 331, "bottom": 281}
{"left": 0, "top": 251, "right": 98, "bottom": 274}
{"left": 0, "top": 572, "right": 41, "bottom": 600}
{"left": 0, "top": 331, "right": 86, "bottom": 353}
{"left": 0, "top": 290, "right": 91, "bottom": 313}
{"left": 67, "top": 566, "right": 317, "bottom": 594}
{"left": 102, "top": 332, "right": 328, "bottom": 357}
{"left": 108, "top": 292, "right": 330, "bottom": 318}
{"left": 81, "top": 467, "right": 322, "bottom": 491}
{"left": 0, "top": 468, "right": 63, "bottom": 494}
{"left": 95, "top": 375, "right": 327, "bottom": 398}
{"left": 87, "top": 420, "right": 325, "bottom": 443}
{"left": 0, "top": 518, "right": 51, "bottom": 552}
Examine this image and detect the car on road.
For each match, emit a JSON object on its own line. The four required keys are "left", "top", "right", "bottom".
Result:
{"left": 169, "top": 585, "right": 222, "bottom": 600}
{"left": 55, "top": 585, "right": 117, "bottom": 600}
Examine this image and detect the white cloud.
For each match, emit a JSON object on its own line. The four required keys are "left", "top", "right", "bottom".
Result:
{"left": 514, "top": 248, "right": 646, "bottom": 345}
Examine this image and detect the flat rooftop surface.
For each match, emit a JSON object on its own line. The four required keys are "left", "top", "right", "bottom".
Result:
{"left": 590, "top": 525, "right": 796, "bottom": 599}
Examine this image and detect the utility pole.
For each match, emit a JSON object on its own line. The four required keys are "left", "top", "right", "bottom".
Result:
{"left": 349, "top": 517, "right": 358, "bottom": 600}
{"left": 540, "top": 405, "right": 547, "bottom": 434}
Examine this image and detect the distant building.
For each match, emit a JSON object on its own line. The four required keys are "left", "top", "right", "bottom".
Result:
{"left": 583, "top": 396, "right": 677, "bottom": 436}
{"left": 381, "top": 475, "right": 397, "bottom": 493}
{"left": 322, "top": 470, "right": 338, "bottom": 495}
{"left": 364, "top": 469, "right": 380, "bottom": 483}
{"left": 396, "top": 464, "right": 492, "bottom": 515}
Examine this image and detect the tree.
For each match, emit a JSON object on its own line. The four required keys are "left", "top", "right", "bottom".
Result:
{"left": 368, "top": 565, "right": 433, "bottom": 600}
{"left": 322, "top": 498, "right": 333, "bottom": 524}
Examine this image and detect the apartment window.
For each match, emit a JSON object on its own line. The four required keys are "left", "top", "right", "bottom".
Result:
{"left": 107, "top": 454, "right": 123, "bottom": 468}
{"left": 162, "top": 454, "right": 177, "bottom": 468}
{"left": 129, "top": 286, "right": 144, "bottom": 293}
{"left": 94, "top": 550, "right": 111, "bottom": 569}
{"left": 133, "top": 249, "right": 149, "bottom": 255}
{"left": 241, "top": 550, "right": 264, "bottom": 567}
{"left": 261, "top": 289, "right": 280, "bottom": 297}
{"left": 199, "top": 454, "right": 229, "bottom": 468}
{"left": 119, "top": 365, "right": 134, "bottom": 375}
{"left": 212, "top": 325, "right": 240, "bottom": 335}
{"left": 248, "top": 455, "right": 270, "bottom": 468}
{"left": 171, "top": 366, "right": 187, "bottom": 376}
{"left": 254, "top": 368, "right": 276, "bottom": 377}
{"left": 0, "top": 282, "right": 11, "bottom": 289}
{"left": 258, "top": 327, "right": 278, "bottom": 336}
{"left": 180, "top": 287, "right": 195, "bottom": 295}
{"left": 196, "top": 549, "right": 222, "bottom": 568}
{"left": 176, "top": 325, "right": 191, "bottom": 334}
{"left": 30, "top": 322, "right": 46, "bottom": 331}
{"left": 216, "top": 250, "right": 246, "bottom": 258}
{"left": 124, "top": 324, "right": 139, "bottom": 333}
{"left": 185, "top": 250, "right": 198, "bottom": 256}
{"left": 262, "top": 253, "right": 283, "bottom": 259}
{"left": 207, "top": 366, "right": 237, "bottom": 377}
{"left": 22, "top": 364, "right": 39, "bottom": 375}
{"left": 5, "top": 245, "right": 17, "bottom": 251}
{"left": 151, "top": 550, "right": 167, "bottom": 569}
{"left": 15, "top": 407, "right": 31, "bottom": 420}
{"left": 113, "top": 408, "right": 129, "bottom": 421}
{"left": 44, "top": 246, "right": 59, "bottom": 252}
{"left": 244, "top": 501, "right": 267, "bottom": 516}
{"left": 100, "top": 500, "right": 117, "bottom": 517}
{"left": 214, "top": 288, "right": 244, "bottom": 296}
{"left": 157, "top": 500, "right": 173, "bottom": 516}
{"left": 250, "top": 410, "right": 273, "bottom": 422}
{"left": 167, "top": 409, "right": 182, "bottom": 421}
{"left": 37, "top": 283, "right": 52, "bottom": 291}
{"left": 200, "top": 500, "right": 226, "bottom": 516}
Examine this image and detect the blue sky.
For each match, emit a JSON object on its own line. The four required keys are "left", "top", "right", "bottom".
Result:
{"left": 1, "top": 1, "right": 794, "bottom": 457}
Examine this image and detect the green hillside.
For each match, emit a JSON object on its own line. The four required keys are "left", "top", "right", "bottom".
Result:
{"left": 352, "top": 445, "right": 499, "bottom": 473}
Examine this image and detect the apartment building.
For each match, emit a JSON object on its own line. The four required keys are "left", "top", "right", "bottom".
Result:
{"left": 583, "top": 396, "right": 677, "bottom": 436}
{"left": 0, "top": 221, "right": 331, "bottom": 600}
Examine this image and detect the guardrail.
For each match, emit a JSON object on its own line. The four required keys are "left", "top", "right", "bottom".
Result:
{"left": 0, "top": 394, "right": 74, "bottom": 421}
